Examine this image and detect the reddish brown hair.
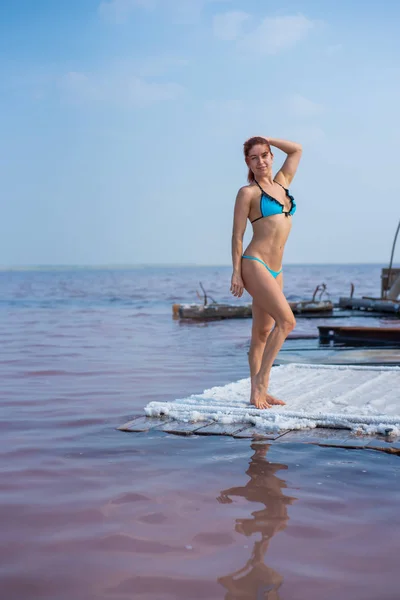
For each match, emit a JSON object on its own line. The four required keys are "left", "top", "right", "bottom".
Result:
{"left": 243, "top": 136, "right": 272, "bottom": 183}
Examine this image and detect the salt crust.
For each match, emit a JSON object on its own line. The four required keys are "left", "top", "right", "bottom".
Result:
{"left": 144, "top": 363, "right": 400, "bottom": 435}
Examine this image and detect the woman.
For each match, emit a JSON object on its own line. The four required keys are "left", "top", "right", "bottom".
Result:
{"left": 230, "top": 136, "right": 302, "bottom": 409}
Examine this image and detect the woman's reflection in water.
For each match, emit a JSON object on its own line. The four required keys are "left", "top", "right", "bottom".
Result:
{"left": 216, "top": 442, "right": 297, "bottom": 599}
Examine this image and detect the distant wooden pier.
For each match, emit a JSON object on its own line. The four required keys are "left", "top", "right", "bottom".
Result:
{"left": 339, "top": 297, "right": 400, "bottom": 314}
{"left": 318, "top": 325, "right": 400, "bottom": 345}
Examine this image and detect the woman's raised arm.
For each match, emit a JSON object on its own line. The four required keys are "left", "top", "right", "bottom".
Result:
{"left": 266, "top": 137, "right": 302, "bottom": 187}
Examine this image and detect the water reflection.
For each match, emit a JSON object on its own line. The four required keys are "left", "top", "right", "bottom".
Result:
{"left": 216, "top": 443, "right": 296, "bottom": 599}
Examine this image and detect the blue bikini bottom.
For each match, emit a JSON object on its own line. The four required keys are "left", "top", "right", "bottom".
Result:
{"left": 242, "top": 255, "right": 282, "bottom": 278}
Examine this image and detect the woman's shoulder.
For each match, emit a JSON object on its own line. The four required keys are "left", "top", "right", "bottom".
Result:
{"left": 237, "top": 182, "right": 258, "bottom": 197}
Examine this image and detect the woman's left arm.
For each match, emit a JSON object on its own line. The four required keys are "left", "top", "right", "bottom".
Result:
{"left": 267, "top": 137, "right": 302, "bottom": 187}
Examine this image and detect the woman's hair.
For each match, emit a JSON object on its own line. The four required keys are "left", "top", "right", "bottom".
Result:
{"left": 243, "top": 136, "right": 272, "bottom": 183}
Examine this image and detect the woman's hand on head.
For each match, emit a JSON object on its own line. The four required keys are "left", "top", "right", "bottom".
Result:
{"left": 245, "top": 135, "right": 269, "bottom": 142}
{"left": 230, "top": 272, "right": 244, "bottom": 298}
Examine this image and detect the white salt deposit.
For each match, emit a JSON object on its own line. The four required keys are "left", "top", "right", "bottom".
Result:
{"left": 144, "top": 363, "right": 400, "bottom": 435}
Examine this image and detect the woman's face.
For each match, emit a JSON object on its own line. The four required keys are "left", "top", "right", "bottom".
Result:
{"left": 246, "top": 144, "right": 273, "bottom": 175}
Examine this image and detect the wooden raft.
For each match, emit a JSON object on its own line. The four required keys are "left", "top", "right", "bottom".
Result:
{"left": 118, "top": 416, "right": 400, "bottom": 455}
{"left": 173, "top": 282, "right": 333, "bottom": 321}
{"left": 174, "top": 300, "right": 333, "bottom": 321}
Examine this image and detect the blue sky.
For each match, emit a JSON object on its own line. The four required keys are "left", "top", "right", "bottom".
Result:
{"left": 1, "top": 0, "right": 400, "bottom": 266}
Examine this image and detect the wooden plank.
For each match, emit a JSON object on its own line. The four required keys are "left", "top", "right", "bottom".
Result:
{"left": 195, "top": 422, "right": 250, "bottom": 436}
{"left": 179, "top": 304, "right": 252, "bottom": 320}
{"left": 233, "top": 426, "right": 288, "bottom": 440}
{"left": 276, "top": 429, "right": 368, "bottom": 448}
{"left": 274, "top": 428, "right": 351, "bottom": 446}
{"left": 117, "top": 420, "right": 400, "bottom": 452}
{"left": 333, "top": 434, "right": 370, "bottom": 448}
{"left": 318, "top": 326, "right": 400, "bottom": 346}
{"left": 117, "top": 416, "right": 142, "bottom": 431}
{"left": 118, "top": 416, "right": 171, "bottom": 432}
{"left": 157, "top": 420, "right": 213, "bottom": 435}
{"left": 319, "top": 325, "right": 400, "bottom": 341}
{"left": 366, "top": 435, "right": 400, "bottom": 453}
{"left": 381, "top": 267, "right": 400, "bottom": 296}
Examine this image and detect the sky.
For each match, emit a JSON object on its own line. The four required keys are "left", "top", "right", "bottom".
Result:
{"left": 1, "top": 0, "right": 400, "bottom": 266}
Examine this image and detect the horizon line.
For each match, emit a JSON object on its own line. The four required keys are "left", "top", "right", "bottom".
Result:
{"left": 0, "top": 261, "right": 398, "bottom": 272}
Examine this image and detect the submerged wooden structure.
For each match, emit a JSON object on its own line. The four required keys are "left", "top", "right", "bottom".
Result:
{"left": 173, "top": 301, "right": 334, "bottom": 320}
{"left": 174, "top": 283, "right": 333, "bottom": 321}
{"left": 118, "top": 416, "right": 400, "bottom": 455}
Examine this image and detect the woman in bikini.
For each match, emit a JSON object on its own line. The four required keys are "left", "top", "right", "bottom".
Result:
{"left": 230, "top": 136, "right": 302, "bottom": 409}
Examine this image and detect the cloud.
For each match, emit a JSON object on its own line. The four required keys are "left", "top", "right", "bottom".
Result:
{"left": 99, "top": 0, "right": 231, "bottom": 24}
{"left": 286, "top": 93, "right": 324, "bottom": 119}
{"left": 59, "top": 70, "right": 185, "bottom": 107}
{"left": 212, "top": 11, "right": 249, "bottom": 41}
{"left": 99, "top": 0, "right": 154, "bottom": 24}
{"left": 170, "top": 0, "right": 233, "bottom": 25}
{"left": 165, "top": 0, "right": 208, "bottom": 24}
{"left": 2, "top": 54, "right": 187, "bottom": 106}
{"left": 235, "top": 14, "right": 316, "bottom": 55}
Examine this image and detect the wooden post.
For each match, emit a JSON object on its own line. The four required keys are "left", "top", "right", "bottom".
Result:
{"left": 381, "top": 268, "right": 400, "bottom": 298}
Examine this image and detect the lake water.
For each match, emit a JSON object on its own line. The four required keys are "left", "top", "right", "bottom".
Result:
{"left": 1, "top": 264, "right": 399, "bottom": 599}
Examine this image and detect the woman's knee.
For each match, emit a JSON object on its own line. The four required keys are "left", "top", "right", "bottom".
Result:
{"left": 252, "top": 311, "right": 275, "bottom": 344}
{"left": 253, "top": 324, "right": 273, "bottom": 344}
{"left": 276, "top": 313, "right": 296, "bottom": 334}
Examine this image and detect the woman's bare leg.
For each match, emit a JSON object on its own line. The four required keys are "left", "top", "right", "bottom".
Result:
{"left": 242, "top": 261, "right": 296, "bottom": 409}
{"left": 265, "top": 272, "right": 286, "bottom": 406}
{"left": 249, "top": 302, "right": 274, "bottom": 377}
{"left": 250, "top": 274, "right": 286, "bottom": 406}
{"left": 249, "top": 272, "right": 284, "bottom": 375}
{"left": 249, "top": 303, "right": 275, "bottom": 409}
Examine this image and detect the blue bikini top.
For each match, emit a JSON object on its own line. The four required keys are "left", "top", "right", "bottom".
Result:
{"left": 250, "top": 179, "right": 296, "bottom": 223}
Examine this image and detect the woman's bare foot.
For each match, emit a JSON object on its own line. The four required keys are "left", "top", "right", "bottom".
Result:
{"left": 266, "top": 393, "right": 286, "bottom": 406}
{"left": 250, "top": 378, "right": 271, "bottom": 409}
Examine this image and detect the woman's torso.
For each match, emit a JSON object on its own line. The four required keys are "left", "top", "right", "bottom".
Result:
{"left": 243, "top": 179, "right": 295, "bottom": 271}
